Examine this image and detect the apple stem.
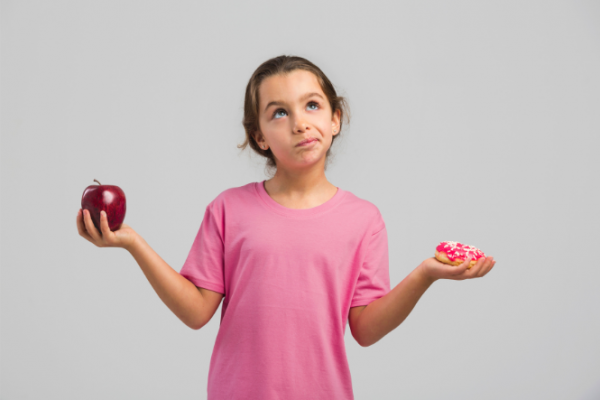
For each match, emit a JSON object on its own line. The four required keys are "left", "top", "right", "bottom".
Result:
{"left": 94, "top": 179, "right": 102, "bottom": 185}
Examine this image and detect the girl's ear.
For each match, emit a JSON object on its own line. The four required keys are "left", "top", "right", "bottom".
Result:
{"left": 254, "top": 131, "right": 265, "bottom": 148}
{"left": 332, "top": 109, "right": 341, "bottom": 134}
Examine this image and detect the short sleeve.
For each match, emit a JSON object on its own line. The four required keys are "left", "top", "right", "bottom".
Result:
{"left": 350, "top": 211, "right": 391, "bottom": 307}
{"left": 179, "top": 201, "right": 226, "bottom": 295}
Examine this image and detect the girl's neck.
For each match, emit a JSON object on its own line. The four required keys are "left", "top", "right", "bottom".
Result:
{"left": 263, "top": 174, "right": 338, "bottom": 210}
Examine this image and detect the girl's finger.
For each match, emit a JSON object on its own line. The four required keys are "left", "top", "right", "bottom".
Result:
{"left": 83, "top": 209, "right": 102, "bottom": 243}
{"left": 482, "top": 259, "right": 496, "bottom": 276}
{"left": 466, "top": 258, "right": 475, "bottom": 270}
{"left": 465, "top": 257, "right": 485, "bottom": 279}
{"left": 474, "top": 257, "right": 489, "bottom": 277}
{"left": 465, "top": 257, "right": 475, "bottom": 269}
{"left": 464, "top": 257, "right": 480, "bottom": 276}
{"left": 455, "top": 257, "right": 472, "bottom": 276}
{"left": 99, "top": 211, "right": 113, "bottom": 243}
{"left": 76, "top": 209, "right": 95, "bottom": 243}
{"left": 477, "top": 257, "right": 494, "bottom": 277}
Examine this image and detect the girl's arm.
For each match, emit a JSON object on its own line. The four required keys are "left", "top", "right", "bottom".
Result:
{"left": 352, "top": 266, "right": 433, "bottom": 347}
{"left": 127, "top": 235, "right": 221, "bottom": 330}
{"left": 353, "top": 256, "right": 495, "bottom": 347}
{"left": 77, "top": 208, "right": 218, "bottom": 330}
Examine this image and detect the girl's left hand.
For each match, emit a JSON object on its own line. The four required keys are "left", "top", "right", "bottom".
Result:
{"left": 417, "top": 256, "right": 496, "bottom": 283}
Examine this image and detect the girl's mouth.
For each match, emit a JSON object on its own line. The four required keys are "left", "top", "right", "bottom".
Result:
{"left": 297, "top": 138, "right": 317, "bottom": 147}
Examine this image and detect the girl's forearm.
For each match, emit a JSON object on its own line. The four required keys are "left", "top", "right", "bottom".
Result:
{"left": 127, "top": 235, "right": 206, "bottom": 329}
{"left": 355, "top": 265, "right": 435, "bottom": 347}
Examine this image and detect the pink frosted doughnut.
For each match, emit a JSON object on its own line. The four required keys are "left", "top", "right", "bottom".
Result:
{"left": 435, "top": 241, "right": 486, "bottom": 269}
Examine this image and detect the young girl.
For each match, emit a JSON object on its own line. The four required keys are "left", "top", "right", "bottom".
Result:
{"left": 76, "top": 55, "right": 495, "bottom": 400}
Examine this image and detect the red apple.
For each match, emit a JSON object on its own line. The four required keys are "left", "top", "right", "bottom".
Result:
{"left": 81, "top": 179, "right": 126, "bottom": 232}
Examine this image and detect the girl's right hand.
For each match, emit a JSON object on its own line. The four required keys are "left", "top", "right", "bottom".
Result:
{"left": 417, "top": 255, "right": 495, "bottom": 283}
{"left": 77, "top": 209, "right": 139, "bottom": 251}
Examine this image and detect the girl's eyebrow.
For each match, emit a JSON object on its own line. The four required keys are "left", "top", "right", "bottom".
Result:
{"left": 264, "top": 92, "right": 324, "bottom": 112}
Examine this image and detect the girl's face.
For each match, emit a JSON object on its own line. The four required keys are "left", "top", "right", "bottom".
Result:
{"left": 256, "top": 70, "right": 341, "bottom": 172}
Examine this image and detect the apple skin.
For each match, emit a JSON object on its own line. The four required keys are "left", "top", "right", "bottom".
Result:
{"left": 81, "top": 180, "right": 126, "bottom": 232}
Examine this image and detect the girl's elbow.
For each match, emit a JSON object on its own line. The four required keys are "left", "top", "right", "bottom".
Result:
{"left": 190, "top": 320, "right": 207, "bottom": 330}
{"left": 354, "top": 332, "right": 374, "bottom": 347}
{"left": 183, "top": 316, "right": 205, "bottom": 330}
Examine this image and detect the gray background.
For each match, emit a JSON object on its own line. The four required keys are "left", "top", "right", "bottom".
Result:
{"left": 2, "top": 1, "right": 599, "bottom": 399}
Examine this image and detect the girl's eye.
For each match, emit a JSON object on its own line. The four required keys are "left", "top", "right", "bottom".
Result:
{"left": 273, "top": 109, "right": 287, "bottom": 119}
{"left": 272, "top": 102, "right": 319, "bottom": 119}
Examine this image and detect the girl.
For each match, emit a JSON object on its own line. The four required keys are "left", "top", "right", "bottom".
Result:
{"left": 76, "top": 55, "right": 495, "bottom": 400}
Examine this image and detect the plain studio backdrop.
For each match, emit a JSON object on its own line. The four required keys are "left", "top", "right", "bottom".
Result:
{"left": 1, "top": 1, "right": 599, "bottom": 399}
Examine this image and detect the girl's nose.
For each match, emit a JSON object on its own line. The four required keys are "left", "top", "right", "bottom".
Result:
{"left": 293, "top": 119, "right": 309, "bottom": 133}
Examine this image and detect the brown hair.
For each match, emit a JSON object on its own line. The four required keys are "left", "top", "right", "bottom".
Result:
{"left": 237, "top": 55, "right": 350, "bottom": 175}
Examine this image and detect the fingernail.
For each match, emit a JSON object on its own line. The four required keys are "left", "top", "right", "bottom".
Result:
{"left": 101, "top": 211, "right": 105, "bottom": 217}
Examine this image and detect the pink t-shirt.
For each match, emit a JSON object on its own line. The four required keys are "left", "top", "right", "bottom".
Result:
{"left": 180, "top": 181, "right": 390, "bottom": 400}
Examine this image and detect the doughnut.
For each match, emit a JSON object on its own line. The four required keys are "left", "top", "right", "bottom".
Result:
{"left": 435, "top": 241, "right": 486, "bottom": 269}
